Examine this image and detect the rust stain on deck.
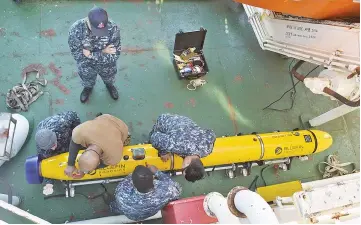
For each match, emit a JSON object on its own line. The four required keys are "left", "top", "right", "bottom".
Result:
{"left": 49, "top": 62, "right": 70, "bottom": 95}
{"left": 21, "top": 64, "right": 47, "bottom": 77}
{"left": 164, "top": 102, "right": 174, "bottom": 109}
{"left": 227, "top": 96, "right": 239, "bottom": 135}
{"left": 40, "top": 29, "right": 56, "bottom": 38}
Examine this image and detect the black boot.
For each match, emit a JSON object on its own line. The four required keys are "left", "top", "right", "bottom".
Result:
{"left": 80, "top": 87, "right": 92, "bottom": 103}
{"left": 106, "top": 84, "right": 119, "bottom": 100}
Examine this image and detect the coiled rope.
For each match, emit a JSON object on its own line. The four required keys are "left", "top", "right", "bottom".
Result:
{"left": 187, "top": 78, "right": 207, "bottom": 91}
{"left": 6, "top": 71, "right": 47, "bottom": 112}
{"left": 318, "top": 155, "right": 357, "bottom": 178}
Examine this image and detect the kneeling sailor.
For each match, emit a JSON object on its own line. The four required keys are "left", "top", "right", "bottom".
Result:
{"left": 109, "top": 164, "right": 181, "bottom": 221}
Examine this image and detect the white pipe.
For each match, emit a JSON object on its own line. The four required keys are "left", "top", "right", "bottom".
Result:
{"left": 234, "top": 189, "right": 279, "bottom": 224}
{"left": 204, "top": 192, "right": 246, "bottom": 224}
{"left": 70, "top": 178, "right": 124, "bottom": 187}
{"left": 264, "top": 46, "right": 327, "bottom": 66}
{"left": 69, "top": 211, "right": 162, "bottom": 224}
{"left": 243, "top": 6, "right": 265, "bottom": 48}
{"left": 177, "top": 158, "right": 290, "bottom": 176}
{"left": 264, "top": 44, "right": 356, "bottom": 73}
{"left": 265, "top": 44, "right": 322, "bottom": 60}
{"left": 267, "top": 39, "right": 360, "bottom": 65}
{"left": 0, "top": 194, "right": 20, "bottom": 206}
{"left": 309, "top": 104, "right": 360, "bottom": 126}
{"left": 264, "top": 158, "right": 289, "bottom": 165}
{"left": 265, "top": 42, "right": 330, "bottom": 64}
{"left": 301, "top": 173, "right": 360, "bottom": 190}
{"left": 0, "top": 200, "right": 50, "bottom": 224}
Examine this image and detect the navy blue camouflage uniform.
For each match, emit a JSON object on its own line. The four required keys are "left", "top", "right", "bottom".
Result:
{"left": 68, "top": 18, "right": 121, "bottom": 88}
{"left": 36, "top": 111, "right": 81, "bottom": 159}
{"left": 109, "top": 171, "right": 181, "bottom": 221}
{"left": 149, "top": 114, "right": 216, "bottom": 158}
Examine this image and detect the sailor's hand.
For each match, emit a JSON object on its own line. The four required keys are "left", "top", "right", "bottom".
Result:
{"left": 64, "top": 166, "right": 76, "bottom": 177}
{"left": 124, "top": 134, "right": 131, "bottom": 146}
{"left": 146, "top": 164, "right": 158, "bottom": 174}
{"left": 72, "top": 170, "right": 85, "bottom": 179}
{"left": 83, "top": 49, "right": 91, "bottom": 58}
{"left": 160, "top": 153, "right": 171, "bottom": 162}
{"left": 102, "top": 44, "right": 116, "bottom": 54}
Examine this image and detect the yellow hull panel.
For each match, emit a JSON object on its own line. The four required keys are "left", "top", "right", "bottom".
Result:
{"left": 256, "top": 181, "right": 303, "bottom": 202}
{"left": 38, "top": 130, "right": 332, "bottom": 181}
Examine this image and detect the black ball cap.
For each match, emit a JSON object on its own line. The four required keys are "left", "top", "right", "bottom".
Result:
{"left": 132, "top": 165, "right": 154, "bottom": 193}
{"left": 88, "top": 6, "right": 109, "bottom": 37}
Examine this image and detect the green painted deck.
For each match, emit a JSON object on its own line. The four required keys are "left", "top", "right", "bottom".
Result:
{"left": 0, "top": 0, "right": 359, "bottom": 223}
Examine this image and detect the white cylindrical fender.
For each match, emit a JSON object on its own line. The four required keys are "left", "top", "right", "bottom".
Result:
{"left": 233, "top": 189, "right": 279, "bottom": 224}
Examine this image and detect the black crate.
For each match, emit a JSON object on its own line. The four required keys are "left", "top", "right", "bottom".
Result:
{"left": 173, "top": 27, "right": 209, "bottom": 80}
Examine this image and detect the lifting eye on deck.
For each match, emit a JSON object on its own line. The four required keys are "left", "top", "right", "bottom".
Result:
{"left": 132, "top": 148, "right": 146, "bottom": 160}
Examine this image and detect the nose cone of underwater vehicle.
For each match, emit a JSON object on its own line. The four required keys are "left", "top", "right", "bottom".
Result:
{"left": 25, "top": 155, "right": 43, "bottom": 184}
{"left": 311, "top": 130, "right": 333, "bottom": 153}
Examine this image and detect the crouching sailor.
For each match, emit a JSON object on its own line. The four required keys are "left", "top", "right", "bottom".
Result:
{"left": 109, "top": 164, "right": 181, "bottom": 221}
{"left": 64, "top": 114, "right": 129, "bottom": 178}
{"left": 35, "top": 111, "right": 81, "bottom": 159}
{"left": 149, "top": 113, "right": 216, "bottom": 182}
{"left": 35, "top": 111, "right": 81, "bottom": 186}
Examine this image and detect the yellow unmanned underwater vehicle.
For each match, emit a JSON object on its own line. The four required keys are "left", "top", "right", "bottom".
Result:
{"left": 26, "top": 129, "right": 332, "bottom": 193}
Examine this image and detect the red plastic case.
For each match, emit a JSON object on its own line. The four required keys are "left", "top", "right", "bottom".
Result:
{"left": 161, "top": 195, "right": 218, "bottom": 224}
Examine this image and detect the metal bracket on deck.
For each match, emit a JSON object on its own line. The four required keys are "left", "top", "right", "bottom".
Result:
{"left": 64, "top": 178, "right": 124, "bottom": 198}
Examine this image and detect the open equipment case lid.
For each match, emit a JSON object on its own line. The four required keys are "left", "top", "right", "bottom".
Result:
{"left": 173, "top": 27, "right": 207, "bottom": 52}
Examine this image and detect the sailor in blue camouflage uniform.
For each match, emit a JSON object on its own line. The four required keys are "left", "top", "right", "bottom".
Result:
{"left": 149, "top": 113, "right": 216, "bottom": 182}
{"left": 35, "top": 111, "right": 80, "bottom": 185}
{"left": 35, "top": 111, "right": 81, "bottom": 159}
{"left": 109, "top": 165, "right": 181, "bottom": 221}
{"left": 68, "top": 6, "right": 121, "bottom": 103}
